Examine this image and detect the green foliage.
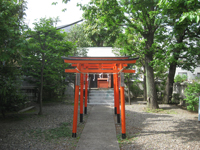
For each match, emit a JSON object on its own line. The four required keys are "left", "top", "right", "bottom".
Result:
{"left": 79, "top": 2, "right": 122, "bottom": 47}
{"left": 0, "top": 0, "right": 26, "bottom": 65}
{"left": 174, "top": 74, "right": 187, "bottom": 83}
{"left": 79, "top": 0, "right": 200, "bottom": 109}
{"left": 130, "top": 82, "right": 143, "bottom": 98}
{"left": 83, "top": 20, "right": 121, "bottom": 47}
{"left": 0, "top": 67, "right": 27, "bottom": 118}
{"left": 30, "top": 122, "right": 71, "bottom": 141}
{"left": 144, "top": 108, "right": 164, "bottom": 113}
{"left": 159, "top": 0, "right": 200, "bottom": 23}
{"left": 184, "top": 81, "right": 200, "bottom": 111}
{"left": 64, "top": 24, "right": 89, "bottom": 56}
{"left": 0, "top": 0, "right": 27, "bottom": 117}
{"left": 21, "top": 17, "right": 74, "bottom": 101}
{"left": 79, "top": 0, "right": 162, "bottom": 109}
{"left": 155, "top": 82, "right": 165, "bottom": 100}
{"left": 117, "top": 133, "right": 138, "bottom": 148}
{"left": 157, "top": 0, "right": 200, "bottom": 104}
{"left": 158, "top": 0, "right": 200, "bottom": 71}
{"left": 171, "top": 93, "right": 181, "bottom": 104}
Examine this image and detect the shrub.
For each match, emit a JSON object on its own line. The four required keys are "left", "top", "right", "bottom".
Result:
{"left": 174, "top": 74, "right": 187, "bottom": 83}
{"left": 171, "top": 93, "right": 181, "bottom": 104}
{"left": 130, "top": 82, "right": 143, "bottom": 98}
{"left": 184, "top": 81, "right": 200, "bottom": 111}
{"left": 0, "top": 67, "right": 27, "bottom": 118}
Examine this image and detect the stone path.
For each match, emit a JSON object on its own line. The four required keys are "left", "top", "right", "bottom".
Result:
{"left": 76, "top": 105, "right": 120, "bottom": 150}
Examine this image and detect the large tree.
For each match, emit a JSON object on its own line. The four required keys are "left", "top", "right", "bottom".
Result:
{"left": 158, "top": 0, "right": 200, "bottom": 103}
{"left": 0, "top": 0, "right": 26, "bottom": 66}
{"left": 113, "top": 28, "right": 147, "bottom": 101}
{"left": 0, "top": 0, "right": 27, "bottom": 117}
{"left": 83, "top": 19, "right": 121, "bottom": 47}
{"left": 64, "top": 23, "right": 89, "bottom": 56}
{"left": 21, "top": 17, "right": 74, "bottom": 115}
{"left": 159, "top": 0, "right": 200, "bottom": 23}
{"left": 80, "top": 0, "right": 163, "bottom": 109}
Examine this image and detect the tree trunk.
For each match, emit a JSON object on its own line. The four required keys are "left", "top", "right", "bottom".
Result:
{"left": 163, "top": 63, "right": 177, "bottom": 103}
{"left": 145, "top": 54, "right": 159, "bottom": 109}
{"left": 38, "top": 53, "right": 45, "bottom": 115}
{"left": 144, "top": 31, "right": 159, "bottom": 109}
{"left": 163, "top": 30, "right": 185, "bottom": 104}
{"left": 143, "top": 66, "right": 147, "bottom": 101}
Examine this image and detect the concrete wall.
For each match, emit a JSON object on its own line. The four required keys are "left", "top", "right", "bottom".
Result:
{"left": 175, "top": 66, "right": 200, "bottom": 81}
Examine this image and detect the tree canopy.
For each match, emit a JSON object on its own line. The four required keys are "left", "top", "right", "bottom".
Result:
{"left": 0, "top": 0, "right": 27, "bottom": 117}
{"left": 21, "top": 17, "right": 74, "bottom": 115}
{"left": 0, "top": 0, "right": 26, "bottom": 66}
{"left": 80, "top": 0, "right": 162, "bottom": 108}
{"left": 79, "top": 0, "right": 200, "bottom": 108}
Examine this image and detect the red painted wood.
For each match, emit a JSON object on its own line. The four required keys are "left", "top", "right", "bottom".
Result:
{"left": 80, "top": 74, "right": 84, "bottom": 117}
{"left": 62, "top": 56, "right": 138, "bottom": 138}
{"left": 97, "top": 78, "right": 109, "bottom": 88}
{"left": 115, "top": 74, "right": 120, "bottom": 115}
{"left": 120, "top": 86, "right": 126, "bottom": 134}
{"left": 85, "top": 74, "right": 88, "bottom": 108}
{"left": 113, "top": 73, "right": 116, "bottom": 111}
{"left": 68, "top": 56, "right": 130, "bottom": 59}
{"left": 65, "top": 69, "right": 135, "bottom": 74}
{"left": 64, "top": 59, "right": 137, "bottom": 64}
{"left": 72, "top": 85, "right": 79, "bottom": 134}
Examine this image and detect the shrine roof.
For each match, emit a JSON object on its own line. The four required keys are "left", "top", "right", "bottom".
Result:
{"left": 61, "top": 56, "right": 139, "bottom": 64}
{"left": 67, "top": 56, "right": 130, "bottom": 59}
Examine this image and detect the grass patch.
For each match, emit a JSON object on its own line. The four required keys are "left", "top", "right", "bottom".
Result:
{"left": 30, "top": 122, "right": 71, "bottom": 141}
{"left": 0, "top": 114, "right": 29, "bottom": 122}
{"left": 143, "top": 107, "right": 177, "bottom": 114}
{"left": 165, "top": 110, "right": 177, "bottom": 114}
{"left": 22, "top": 108, "right": 36, "bottom": 114}
{"left": 117, "top": 133, "right": 139, "bottom": 147}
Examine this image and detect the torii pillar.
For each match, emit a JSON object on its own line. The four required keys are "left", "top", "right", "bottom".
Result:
{"left": 114, "top": 71, "right": 120, "bottom": 124}
{"left": 120, "top": 71, "right": 126, "bottom": 139}
{"left": 72, "top": 73, "right": 80, "bottom": 138}
{"left": 80, "top": 73, "right": 84, "bottom": 122}
{"left": 62, "top": 56, "right": 138, "bottom": 139}
{"left": 84, "top": 74, "right": 88, "bottom": 114}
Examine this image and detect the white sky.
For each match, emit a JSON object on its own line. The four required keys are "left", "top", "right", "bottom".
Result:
{"left": 25, "top": 0, "right": 90, "bottom": 28}
{"left": 87, "top": 47, "right": 115, "bottom": 57}
{"left": 25, "top": 0, "right": 116, "bottom": 57}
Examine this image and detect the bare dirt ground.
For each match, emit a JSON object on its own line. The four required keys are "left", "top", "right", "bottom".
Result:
{"left": 115, "top": 103, "right": 200, "bottom": 150}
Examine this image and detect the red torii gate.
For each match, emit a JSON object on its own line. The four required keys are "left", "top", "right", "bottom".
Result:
{"left": 62, "top": 56, "right": 138, "bottom": 139}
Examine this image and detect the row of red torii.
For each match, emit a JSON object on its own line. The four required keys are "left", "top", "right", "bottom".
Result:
{"left": 62, "top": 56, "right": 138, "bottom": 139}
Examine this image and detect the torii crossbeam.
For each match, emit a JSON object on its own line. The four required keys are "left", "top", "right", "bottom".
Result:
{"left": 62, "top": 56, "right": 138, "bottom": 139}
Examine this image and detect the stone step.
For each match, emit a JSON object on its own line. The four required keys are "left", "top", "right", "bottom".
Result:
{"left": 89, "top": 96, "right": 114, "bottom": 100}
{"left": 89, "top": 94, "right": 114, "bottom": 97}
{"left": 89, "top": 91, "right": 114, "bottom": 94}
{"left": 88, "top": 88, "right": 114, "bottom": 105}
{"left": 88, "top": 99, "right": 114, "bottom": 103}
{"left": 88, "top": 103, "right": 114, "bottom": 106}
{"left": 89, "top": 98, "right": 114, "bottom": 103}
{"left": 89, "top": 99, "right": 114, "bottom": 102}
{"left": 89, "top": 93, "right": 114, "bottom": 96}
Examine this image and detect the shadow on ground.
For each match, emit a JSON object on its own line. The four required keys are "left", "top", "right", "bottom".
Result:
{"left": 113, "top": 103, "right": 200, "bottom": 149}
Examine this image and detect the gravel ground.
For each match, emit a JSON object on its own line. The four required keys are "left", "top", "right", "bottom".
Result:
{"left": 115, "top": 103, "right": 200, "bottom": 150}
{"left": 0, "top": 102, "right": 91, "bottom": 150}
{"left": 1, "top": 102, "right": 200, "bottom": 150}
